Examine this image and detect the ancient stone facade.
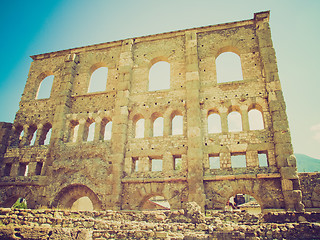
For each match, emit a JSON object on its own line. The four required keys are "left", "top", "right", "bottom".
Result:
{"left": 0, "top": 11, "right": 306, "bottom": 212}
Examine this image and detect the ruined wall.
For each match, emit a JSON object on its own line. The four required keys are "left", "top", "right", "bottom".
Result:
{"left": 0, "top": 11, "right": 305, "bottom": 212}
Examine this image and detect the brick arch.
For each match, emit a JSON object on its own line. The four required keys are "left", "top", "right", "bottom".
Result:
{"left": 205, "top": 180, "right": 285, "bottom": 211}
{"left": 51, "top": 184, "right": 102, "bottom": 210}
{"left": 149, "top": 56, "right": 170, "bottom": 68}
{"left": 0, "top": 186, "right": 34, "bottom": 208}
{"left": 216, "top": 45, "right": 241, "bottom": 58}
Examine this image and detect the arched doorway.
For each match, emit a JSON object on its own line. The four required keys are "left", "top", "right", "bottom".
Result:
{"left": 52, "top": 184, "right": 101, "bottom": 210}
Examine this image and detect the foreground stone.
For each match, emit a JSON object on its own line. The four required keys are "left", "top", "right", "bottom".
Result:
{"left": 0, "top": 208, "right": 319, "bottom": 239}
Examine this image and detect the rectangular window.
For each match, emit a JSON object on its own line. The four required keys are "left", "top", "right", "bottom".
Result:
{"left": 4, "top": 163, "right": 12, "bottom": 176}
{"left": 18, "top": 163, "right": 29, "bottom": 176}
{"left": 209, "top": 155, "right": 220, "bottom": 169}
{"left": 231, "top": 153, "right": 246, "bottom": 168}
{"left": 258, "top": 152, "right": 268, "bottom": 167}
{"left": 132, "top": 157, "right": 139, "bottom": 172}
{"left": 151, "top": 158, "right": 163, "bottom": 172}
{"left": 174, "top": 155, "right": 182, "bottom": 171}
{"left": 35, "top": 162, "right": 43, "bottom": 175}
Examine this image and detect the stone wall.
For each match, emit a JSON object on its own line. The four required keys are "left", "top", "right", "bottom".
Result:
{"left": 0, "top": 208, "right": 319, "bottom": 239}
{"left": 0, "top": 11, "right": 305, "bottom": 212}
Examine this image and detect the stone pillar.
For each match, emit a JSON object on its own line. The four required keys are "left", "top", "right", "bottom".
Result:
{"left": 20, "top": 125, "right": 29, "bottom": 146}
{"left": 109, "top": 39, "right": 134, "bottom": 210}
{"left": 240, "top": 108, "right": 250, "bottom": 131}
{"left": 184, "top": 31, "right": 206, "bottom": 209}
{"left": 76, "top": 119, "right": 86, "bottom": 143}
{"left": 255, "top": 11, "right": 304, "bottom": 212}
{"left": 33, "top": 124, "right": 43, "bottom": 146}
{"left": 144, "top": 118, "right": 152, "bottom": 138}
{"left": 220, "top": 111, "right": 228, "bottom": 133}
{"left": 94, "top": 117, "right": 102, "bottom": 142}
{"left": 163, "top": 114, "right": 171, "bottom": 136}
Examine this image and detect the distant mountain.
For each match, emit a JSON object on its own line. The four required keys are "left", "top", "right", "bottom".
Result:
{"left": 295, "top": 153, "right": 320, "bottom": 173}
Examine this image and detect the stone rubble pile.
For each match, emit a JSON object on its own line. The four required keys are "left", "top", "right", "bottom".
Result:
{"left": 0, "top": 205, "right": 319, "bottom": 239}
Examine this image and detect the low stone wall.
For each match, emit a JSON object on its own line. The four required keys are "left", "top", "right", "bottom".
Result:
{"left": 0, "top": 208, "right": 320, "bottom": 239}
{"left": 299, "top": 172, "right": 320, "bottom": 210}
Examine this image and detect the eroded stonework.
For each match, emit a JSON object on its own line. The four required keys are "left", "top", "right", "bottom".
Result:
{"left": 0, "top": 11, "right": 307, "bottom": 212}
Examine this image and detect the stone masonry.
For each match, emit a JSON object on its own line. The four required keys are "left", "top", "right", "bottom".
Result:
{"left": 0, "top": 11, "right": 307, "bottom": 212}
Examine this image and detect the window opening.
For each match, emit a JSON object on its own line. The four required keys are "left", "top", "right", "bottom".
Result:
{"left": 132, "top": 157, "right": 139, "bottom": 172}
{"left": 226, "top": 194, "right": 261, "bottom": 215}
{"left": 71, "top": 196, "right": 93, "bottom": 211}
{"left": 87, "top": 122, "right": 95, "bottom": 141}
{"left": 149, "top": 61, "right": 170, "bottom": 91}
{"left": 151, "top": 158, "right": 163, "bottom": 171}
{"left": 172, "top": 115, "right": 183, "bottom": 135}
{"left": 208, "top": 113, "right": 222, "bottom": 133}
{"left": 231, "top": 153, "right": 246, "bottom": 168}
{"left": 43, "top": 128, "right": 52, "bottom": 145}
{"left": 248, "top": 109, "right": 264, "bottom": 130}
{"left": 4, "top": 163, "right": 12, "bottom": 176}
{"left": 88, "top": 67, "right": 108, "bottom": 93}
{"left": 72, "top": 124, "right": 79, "bottom": 142}
{"left": 228, "top": 111, "right": 242, "bottom": 132}
{"left": 209, "top": 156, "right": 220, "bottom": 169}
{"left": 29, "top": 129, "right": 37, "bottom": 146}
{"left": 258, "top": 152, "right": 268, "bottom": 167}
{"left": 104, "top": 121, "right": 112, "bottom": 140}
{"left": 36, "top": 75, "right": 54, "bottom": 99}
{"left": 153, "top": 117, "right": 164, "bottom": 137}
{"left": 216, "top": 52, "right": 243, "bottom": 83}
{"left": 18, "top": 163, "right": 29, "bottom": 176}
{"left": 35, "top": 162, "right": 43, "bottom": 175}
{"left": 174, "top": 155, "right": 182, "bottom": 171}
{"left": 135, "top": 119, "right": 145, "bottom": 138}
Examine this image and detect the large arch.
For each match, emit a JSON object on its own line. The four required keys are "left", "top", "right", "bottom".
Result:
{"left": 51, "top": 184, "right": 102, "bottom": 210}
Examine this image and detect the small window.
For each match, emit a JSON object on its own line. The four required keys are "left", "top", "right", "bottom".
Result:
{"left": 86, "top": 122, "right": 95, "bottom": 142}
{"left": 43, "top": 128, "right": 52, "bottom": 145}
{"left": 18, "top": 163, "right": 29, "bottom": 176}
{"left": 29, "top": 129, "right": 37, "bottom": 146}
{"left": 172, "top": 115, "right": 183, "bottom": 135}
{"left": 209, "top": 156, "right": 220, "bottom": 169}
{"left": 208, "top": 113, "right": 222, "bottom": 133}
{"left": 4, "top": 163, "right": 12, "bottom": 176}
{"left": 258, "top": 152, "right": 268, "bottom": 167}
{"left": 228, "top": 111, "right": 242, "bottom": 132}
{"left": 135, "top": 118, "right": 145, "bottom": 138}
{"left": 39, "top": 124, "right": 52, "bottom": 145}
{"left": 35, "top": 162, "right": 43, "bottom": 175}
{"left": 88, "top": 67, "right": 108, "bottom": 93}
{"left": 216, "top": 52, "right": 243, "bottom": 83}
{"left": 248, "top": 109, "right": 264, "bottom": 130}
{"left": 149, "top": 61, "right": 170, "bottom": 91}
{"left": 132, "top": 157, "right": 139, "bottom": 172}
{"left": 104, "top": 121, "right": 112, "bottom": 140}
{"left": 231, "top": 154, "right": 246, "bottom": 168}
{"left": 153, "top": 117, "right": 164, "bottom": 137}
{"left": 36, "top": 75, "right": 54, "bottom": 99}
{"left": 174, "top": 155, "right": 182, "bottom": 171}
{"left": 151, "top": 158, "right": 163, "bottom": 172}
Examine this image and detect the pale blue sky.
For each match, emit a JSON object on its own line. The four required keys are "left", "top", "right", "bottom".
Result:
{"left": 0, "top": 0, "right": 319, "bottom": 158}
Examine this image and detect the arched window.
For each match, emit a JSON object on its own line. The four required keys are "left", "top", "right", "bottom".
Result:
{"left": 208, "top": 113, "right": 222, "bottom": 133}
{"left": 36, "top": 75, "right": 54, "bottom": 99}
{"left": 104, "top": 121, "right": 112, "bottom": 140}
{"left": 39, "top": 123, "right": 52, "bottom": 145}
{"left": 171, "top": 112, "right": 183, "bottom": 135}
{"left": 88, "top": 66, "right": 108, "bottom": 93}
{"left": 149, "top": 61, "right": 170, "bottom": 91}
{"left": 248, "top": 109, "right": 264, "bottom": 130}
{"left": 216, "top": 52, "right": 243, "bottom": 83}
{"left": 228, "top": 111, "right": 242, "bottom": 132}
{"left": 69, "top": 121, "right": 79, "bottom": 143}
{"left": 135, "top": 118, "right": 145, "bottom": 138}
{"left": 86, "top": 122, "right": 95, "bottom": 142}
{"left": 27, "top": 125, "right": 37, "bottom": 146}
{"left": 153, "top": 117, "right": 164, "bottom": 137}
